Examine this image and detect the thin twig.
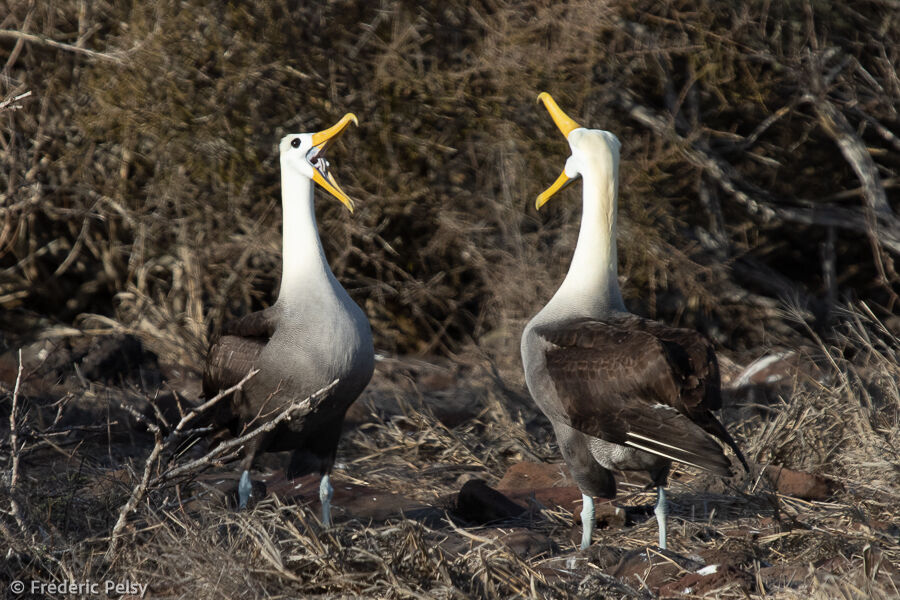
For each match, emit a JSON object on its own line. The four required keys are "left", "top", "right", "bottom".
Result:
{"left": 156, "top": 378, "right": 338, "bottom": 484}
{"left": 0, "top": 90, "right": 32, "bottom": 113}
{"left": 171, "top": 369, "right": 259, "bottom": 436}
{"left": 4, "top": 350, "right": 29, "bottom": 537}
{"left": 106, "top": 429, "right": 162, "bottom": 558}
{"left": 8, "top": 349, "right": 23, "bottom": 491}
{"left": 105, "top": 370, "right": 260, "bottom": 557}
{"left": 0, "top": 29, "right": 123, "bottom": 63}
{"left": 106, "top": 377, "right": 338, "bottom": 558}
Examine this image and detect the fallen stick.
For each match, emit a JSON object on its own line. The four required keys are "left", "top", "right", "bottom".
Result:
{"left": 106, "top": 376, "right": 338, "bottom": 559}
{"left": 0, "top": 29, "right": 123, "bottom": 63}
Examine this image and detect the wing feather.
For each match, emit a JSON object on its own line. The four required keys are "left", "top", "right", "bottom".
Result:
{"left": 202, "top": 306, "right": 278, "bottom": 396}
{"left": 536, "top": 315, "right": 747, "bottom": 475}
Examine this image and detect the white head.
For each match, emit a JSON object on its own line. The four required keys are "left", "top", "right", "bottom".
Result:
{"left": 279, "top": 113, "right": 359, "bottom": 211}
{"left": 534, "top": 93, "right": 620, "bottom": 210}
{"left": 531, "top": 92, "right": 626, "bottom": 316}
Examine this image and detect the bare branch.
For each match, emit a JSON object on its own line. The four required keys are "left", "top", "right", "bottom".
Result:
{"left": 106, "top": 429, "right": 162, "bottom": 559}
{"left": 611, "top": 88, "right": 900, "bottom": 256}
{"left": 806, "top": 92, "right": 893, "bottom": 217}
{"left": 156, "top": 378, "right": 338, "bottom": 485}
{"left": 0, "top": 90, "right": 32, "bottom": 113}
{"left": 171, "top": 368, "right": 259, "bottom": 436}
{"left": 8, "top": 350, "right": 23, "bottom": 491}
{"left": 105, "top": 377, "right": 338, "bottom": 559}
{"left": 5, "top": 351, "right": 27, "bottom": 535}
{"left": 0, "top": 29, "right": 123, "bottom": 63}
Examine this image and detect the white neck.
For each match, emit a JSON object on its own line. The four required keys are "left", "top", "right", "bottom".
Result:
{"left": 276, "top": 166, "right": 335, "bottom": 304}
{"left": 542, "top": 161, "right": 625, "bottom": 320}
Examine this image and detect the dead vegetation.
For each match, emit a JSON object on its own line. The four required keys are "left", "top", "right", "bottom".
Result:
{"left": 1, "top": 0, "right": 899, "bottom": 598}
{"left": 0, "top": 304, "right": 897, "bottom": 598}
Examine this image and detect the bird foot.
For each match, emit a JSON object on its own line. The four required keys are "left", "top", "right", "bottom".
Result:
{"left": 580, "top": 493, "right": 595, "bottom": 550}
{"left": 654, "top": 486, "right": 668, "bottom": 550}
{"left": 319, "top": 473, "right": 334, "bottom": 526}
{"left": 238, "top": 470, "right": 252, "bottom": 510}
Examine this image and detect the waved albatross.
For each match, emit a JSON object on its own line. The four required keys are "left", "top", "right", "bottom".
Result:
{"left": 204, "top": 114, "right": 374, "bottom": 521}
{"left": 521, "top": 93, "right": 748, "bottom": 550}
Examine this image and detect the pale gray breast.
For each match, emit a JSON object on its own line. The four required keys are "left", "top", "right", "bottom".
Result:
{"left": 262, "top": 282, "right": 374, "bottom": 401}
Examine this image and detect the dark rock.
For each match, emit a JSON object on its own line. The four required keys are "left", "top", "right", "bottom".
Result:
{"left": 585, "top": 544, "right": 626, "bottom": 570}
{"left": 496, "top": 462, "right": 627, "bottom": 529}
{"left": 757, "top": 564, "right": 812, "bottom": 590}
{"left": 496, "top": 461, "right": 574, "bottom": 490}
{"left": 503, "top": 485, "right": 581, "bottom": 513}
{"left": 455, "top": 478, "right": 527, "bottom": 524}
{"left": 422, "top": 389, "right": 481, "bottom": 428}
{"left": 698, "top": 538, "right": 756, "bottom": 569}
{"left": 612, "top": 547, "right": 705, "bottom": 590}
{"left": 658, "top": 563, "right": 754, "bottom": 596}
{"left": 503, "top": 486, "right": 627, "bottom": 530}
{"left": 605, "top": 545, "right": 756, "bottom": 596}
{"left": 763, "top": 465, "right": 840, "bottom": 500}
{"left": 494, "top": 529, "right": 558, "bottom": 558}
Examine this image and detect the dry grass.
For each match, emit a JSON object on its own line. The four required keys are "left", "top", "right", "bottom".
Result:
{"left": 1, "top": 304, "right": 898, "bottom": 598}
{"left": 1, "top": 0, "right": 899, "bottom": 598}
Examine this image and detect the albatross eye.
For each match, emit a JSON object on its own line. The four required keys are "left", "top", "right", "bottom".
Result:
{"left": 291, "top": 138, "right": 301, "bottom": 148}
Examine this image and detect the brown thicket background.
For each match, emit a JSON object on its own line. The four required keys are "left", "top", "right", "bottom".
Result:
{"left": 3, "top": 0, "right": 898, "bottom": 365}
{"left": 1, "top": 1, "right": 899, "bottom": 598}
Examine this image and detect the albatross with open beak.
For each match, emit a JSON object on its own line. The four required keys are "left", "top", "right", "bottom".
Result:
{"left": 204, "top": 113, "right": 374, "bottom": 522}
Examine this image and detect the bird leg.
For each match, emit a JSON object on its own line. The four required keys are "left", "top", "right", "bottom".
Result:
{"left": 319, "top": 473, "right": 334, "bottom": 526}
{"left": 580, "top": 493, "right": 595, "bottom": 550}
{"left": 654, "top": 485, "right": 668, "bottom": 549}
{"left": 238, "top": 470, "right": 252, "bottom": 510}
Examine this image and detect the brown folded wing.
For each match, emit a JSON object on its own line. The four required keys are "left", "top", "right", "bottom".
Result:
{"left": 203, "top": 306, "right": 278, "bottom": 395}
{"left": 535, "top": 315, "right": 747, "bottom": 475}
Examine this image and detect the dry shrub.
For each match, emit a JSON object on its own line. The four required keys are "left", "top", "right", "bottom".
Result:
{"left": 1, "top": 0, "right": 898, "bottom": 364}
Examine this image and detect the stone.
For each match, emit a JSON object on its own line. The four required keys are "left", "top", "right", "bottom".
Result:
{"left": 502, "top": 486, "right": 627, "bottom": 530}
{"left": 763, "top": 465, "right": 840, "bottom": 500}
{"left": 496, "top": 461, "right": 574, "bottom": 490}
{"left": 658, "top": 563, "right": 754, "bottom": 596}
{"left": 455, "top": 478, "right": 527, "bottom": 524}
{"left": 494, "top": 529, "right": 558, "bottom": 558}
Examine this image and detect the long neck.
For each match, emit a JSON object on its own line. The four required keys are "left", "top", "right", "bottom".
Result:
{"left": 544, "top": 162, "right": 625, "bottom": 319}
{"left": 276, "top": 167, "right": 335, "bottom": 304}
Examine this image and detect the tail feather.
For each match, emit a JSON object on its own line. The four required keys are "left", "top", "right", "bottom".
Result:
{"left": 625, "top": 429, "right": 733, "bottom": 476}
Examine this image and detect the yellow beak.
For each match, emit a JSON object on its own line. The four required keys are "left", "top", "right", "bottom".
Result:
{"left": 538, "top": 92, "right": 581, "bottom": 138}
{"left": 535, "top": 93, "right": 581, "bottom": 209}
{"left": 311, "top": 113, "right": 359, "bottom": 212}
{"left": 536, "top": 170, "right": 576, "bottom": 210}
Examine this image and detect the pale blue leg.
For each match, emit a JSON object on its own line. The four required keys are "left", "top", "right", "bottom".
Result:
{"left": 580, "top": 493, "right": 595, "bottom": 550}
{"left": 238, "top": 470, "right": 252, "bottom": 510}
{"left": 654, "top": 486, "right": 668, "bottom": 549}
{"left": 319, "top": 473, "right": 334, "bottom": 526}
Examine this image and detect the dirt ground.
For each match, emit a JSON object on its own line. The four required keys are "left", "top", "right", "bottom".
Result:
{"left": 1, "top": 320, "right": 897, "bottom": 599}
